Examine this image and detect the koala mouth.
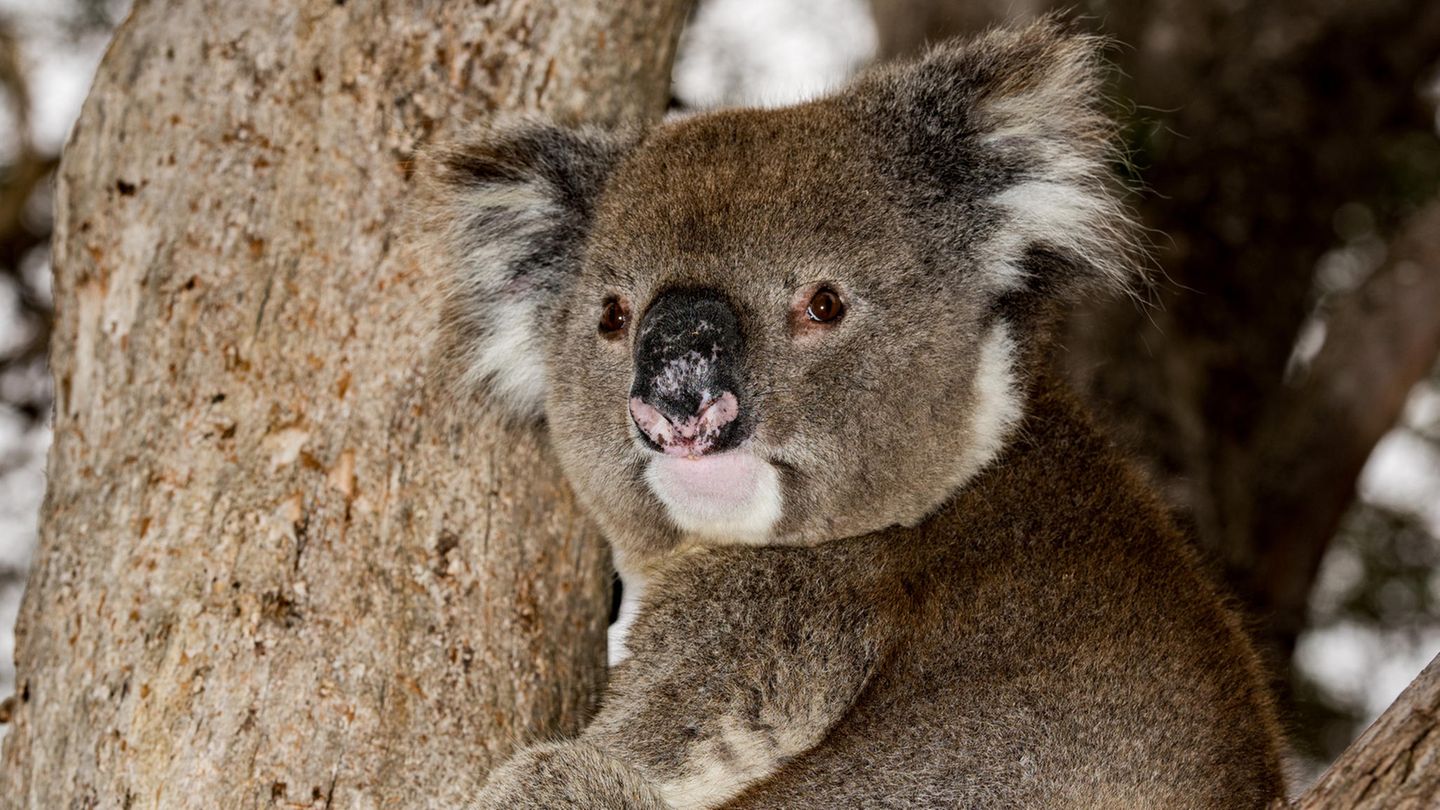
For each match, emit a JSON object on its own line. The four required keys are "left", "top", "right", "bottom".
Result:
{"left": 643, "top": 451, "right": 783, "bottom": 544}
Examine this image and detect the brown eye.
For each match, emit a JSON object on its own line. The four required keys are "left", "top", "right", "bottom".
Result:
{"left": 805, "top": 288, "right": 844, "bottom": 324}
{"left": 598, "top": 298, "right": 629, "bottom": 337}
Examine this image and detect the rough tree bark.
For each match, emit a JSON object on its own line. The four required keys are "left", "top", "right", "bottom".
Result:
{"left": 1298, "top": 652, "right": 1440, "bottom": 808}
{"left": 0, "top": 2, "right": 688, "bottom": 807}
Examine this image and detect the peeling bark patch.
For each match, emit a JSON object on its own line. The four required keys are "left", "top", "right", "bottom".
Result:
{"left": 327, "top": 449, "right": 356, "bottom": 497}
{"left": 260, "top": 591, "right": 302, "bottom": 628}
{"left": 434, "top": 531, "right": 460, "bottom": 577}
{"left": 263, "top": 428, "right": 310, "bottom": 469}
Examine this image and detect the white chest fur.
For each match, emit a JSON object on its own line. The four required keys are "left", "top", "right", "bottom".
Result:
{"left": 608, "top": 570, "right": 648, "bottom": 667}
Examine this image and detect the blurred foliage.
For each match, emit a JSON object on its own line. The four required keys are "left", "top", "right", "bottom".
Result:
{"left": 0, "top": 1, "right": 125, "bottom": 424}
{"left": 1294, "top": 493, "right": 1440, "bottom": 763}
{"left": 0, "top": 21, "right": 53, "bottom": 425}
{"left": 1381, "top": 132, "right": 1440, "bottom": 216}
{"left": 67, "top": 0, "right": 128, "bottom": 35}
{"left": 1331, "top": 509, "right": 1440, "bottom": 629}
{"left": 1291, "top": 358, "right": 1440, "bottom": 765}
{"left": 1290, "top": 667, "right": 1366, "bottom": 768}
{"left": 0, "top": 18, "right": 43, "bottom": 594}
{"left": 0, "top": 0, "right": 134, "bottom": 592}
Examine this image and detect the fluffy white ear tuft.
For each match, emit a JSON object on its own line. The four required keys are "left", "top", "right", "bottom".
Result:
{"left": 417, "top": 120, "right": 635, "bottom": 419}
{"left": 970, "top": 23, "right": 1140, "bottom": 297}
{"left": 861, "top": 17, "right": 1142, "bottom": 302}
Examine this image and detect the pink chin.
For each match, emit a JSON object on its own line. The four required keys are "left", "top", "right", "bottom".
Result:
{"left": 647, "top": 451, "right": 769, "bottom": 517}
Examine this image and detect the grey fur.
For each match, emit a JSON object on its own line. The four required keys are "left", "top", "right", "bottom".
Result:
{"left": 424, "top": 20, "right": 1286, "bottom": 809}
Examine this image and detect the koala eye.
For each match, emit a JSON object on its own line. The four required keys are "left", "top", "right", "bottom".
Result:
{"left": 805, "top": 287, "right": 845, "bottom": 324}
{"left": 598, "top": 297, "right": 629, "bottom": 338}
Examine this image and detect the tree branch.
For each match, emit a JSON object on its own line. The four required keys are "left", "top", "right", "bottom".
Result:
{"left": 1298, "top": 653, "right": 1440, "bottom": 808}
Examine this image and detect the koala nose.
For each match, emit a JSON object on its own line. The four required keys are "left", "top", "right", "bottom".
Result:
{"left": 629, "top": 392, "right": 740, "bottom": 455}
{"left": 629, "top": 288, "right": 751, "bottom": 457}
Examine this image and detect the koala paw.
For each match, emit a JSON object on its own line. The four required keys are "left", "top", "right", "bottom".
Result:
{"left": 471, "top": 740, "right": 670, "bottom": 810}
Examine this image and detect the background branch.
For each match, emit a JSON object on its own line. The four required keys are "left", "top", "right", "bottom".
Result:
{"left": 1298, "top": 652, "right": 1440, "bottom": 808}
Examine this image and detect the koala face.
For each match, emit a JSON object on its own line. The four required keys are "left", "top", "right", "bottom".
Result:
{"left": 423, "top": 23, "right": 1135, "bottom": 568}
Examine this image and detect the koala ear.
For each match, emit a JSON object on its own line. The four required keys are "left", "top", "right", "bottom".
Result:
{"left": 861, "top": 18, "right": 1140, "bottom": 302}
{"left": 419, "top": 120, "right": 636, "bottom": 419}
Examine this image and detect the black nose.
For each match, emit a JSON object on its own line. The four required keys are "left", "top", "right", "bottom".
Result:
{"left": 629, "top": 288, "right": 750, "bottom": 456}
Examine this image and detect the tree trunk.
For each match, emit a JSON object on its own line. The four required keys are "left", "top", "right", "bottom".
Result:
{"left": 0, "top": 2, "right": 688, "bottom": 807}
{"left": 1297, "top": 653, "right": 1440, "bottom": 808}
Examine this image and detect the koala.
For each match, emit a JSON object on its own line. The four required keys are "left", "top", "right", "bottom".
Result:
{"left": 420, "top": 20, "right": 1288, "bottom": 809}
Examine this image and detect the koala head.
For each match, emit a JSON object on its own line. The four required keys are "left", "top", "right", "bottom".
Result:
{"left": 421, "top": 22, "right": 1136, "bottom": 571}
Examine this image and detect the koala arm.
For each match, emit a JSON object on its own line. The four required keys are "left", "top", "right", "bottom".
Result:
{"left": 472, "top": 546, "right": 897, "bottom": 810}
{"left": 534, "top": 547, "right": 896, "bottom": 808}
{"left": 469, "top": 740, "right": 670, "bottom": 810}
